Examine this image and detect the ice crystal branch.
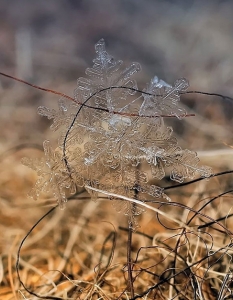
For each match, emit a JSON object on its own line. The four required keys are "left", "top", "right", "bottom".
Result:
{"left": 23, "top": 39, "right": 212, "bottom": 229}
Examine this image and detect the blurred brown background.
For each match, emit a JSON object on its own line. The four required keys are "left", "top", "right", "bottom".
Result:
{"left": 1, "top": 1, "right": 233, "bottom": 213}
{"left": 1, "top": 2, "right": 233, "bottom": 299}
{"left": 0, "top": 0, "right": 233, "bottom": 150}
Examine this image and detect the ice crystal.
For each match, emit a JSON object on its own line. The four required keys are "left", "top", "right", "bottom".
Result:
{"left": 23, "top": 39, "right": 212, "bottom": 229}
{"left": 139, "top": 76, "right": 188, "bottom": 118}
{"left": 22, "top": 140, "right": 76, "bottom": 209}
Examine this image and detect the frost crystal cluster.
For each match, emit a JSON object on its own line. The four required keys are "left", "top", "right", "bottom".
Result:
{"left": 23, "top": 39, "right": 211, "bottom": 228}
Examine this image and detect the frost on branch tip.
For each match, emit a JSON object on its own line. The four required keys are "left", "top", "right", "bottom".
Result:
{"left": 23, "top": 39, "right": 212, "bottom": 227}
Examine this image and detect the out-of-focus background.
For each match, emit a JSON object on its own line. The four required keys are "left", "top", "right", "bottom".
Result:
{"left": 0, "top": 0, "right": 233, "bottom": 149}
{"left": 0, "top": 0, "right": 233, "bottom": 150}
{"left": 1, "top": 1, "right": 233, "bottom": 299}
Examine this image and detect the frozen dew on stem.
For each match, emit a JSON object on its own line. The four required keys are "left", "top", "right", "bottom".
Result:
{"left": 22, "top": 39, "right": 212, "bottom": 227}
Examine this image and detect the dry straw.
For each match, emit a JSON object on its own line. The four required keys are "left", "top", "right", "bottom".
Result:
{"left": 1, "top": 39, "right": 233, "bottom": 299}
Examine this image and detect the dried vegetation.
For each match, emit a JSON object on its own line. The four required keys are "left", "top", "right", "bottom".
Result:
{"left": 1, "top": 1, "right": 233, "bottom": 299}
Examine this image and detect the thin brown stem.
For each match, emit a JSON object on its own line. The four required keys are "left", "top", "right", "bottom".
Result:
{"left": 0, "top": 71, "right": 194, "bottom": 118}
{"left": 127, "top": 219, "right": 134, "bottom": 298}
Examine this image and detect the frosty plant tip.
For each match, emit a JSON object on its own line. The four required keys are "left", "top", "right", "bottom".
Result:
{"left": 22, "top": 38, "right": 212, "bottom": 229}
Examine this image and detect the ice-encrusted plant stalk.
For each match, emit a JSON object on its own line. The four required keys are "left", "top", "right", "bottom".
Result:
{"left": 22, "top": 39, "right": 211, "bottom": 209}
{"left": 2, "top": 39, "right": 212, "bottom": 297}
{"left": 20, "top": 39, "right": 213, "bottom": 297}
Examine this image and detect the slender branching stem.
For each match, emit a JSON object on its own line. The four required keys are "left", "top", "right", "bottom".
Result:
{"left": 127, "top": 219, "right": 135, "bottom": 298}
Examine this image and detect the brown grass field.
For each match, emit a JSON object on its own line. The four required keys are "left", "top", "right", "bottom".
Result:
{"left": 1, "top": 1, "right": 233, "bottom": 299}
